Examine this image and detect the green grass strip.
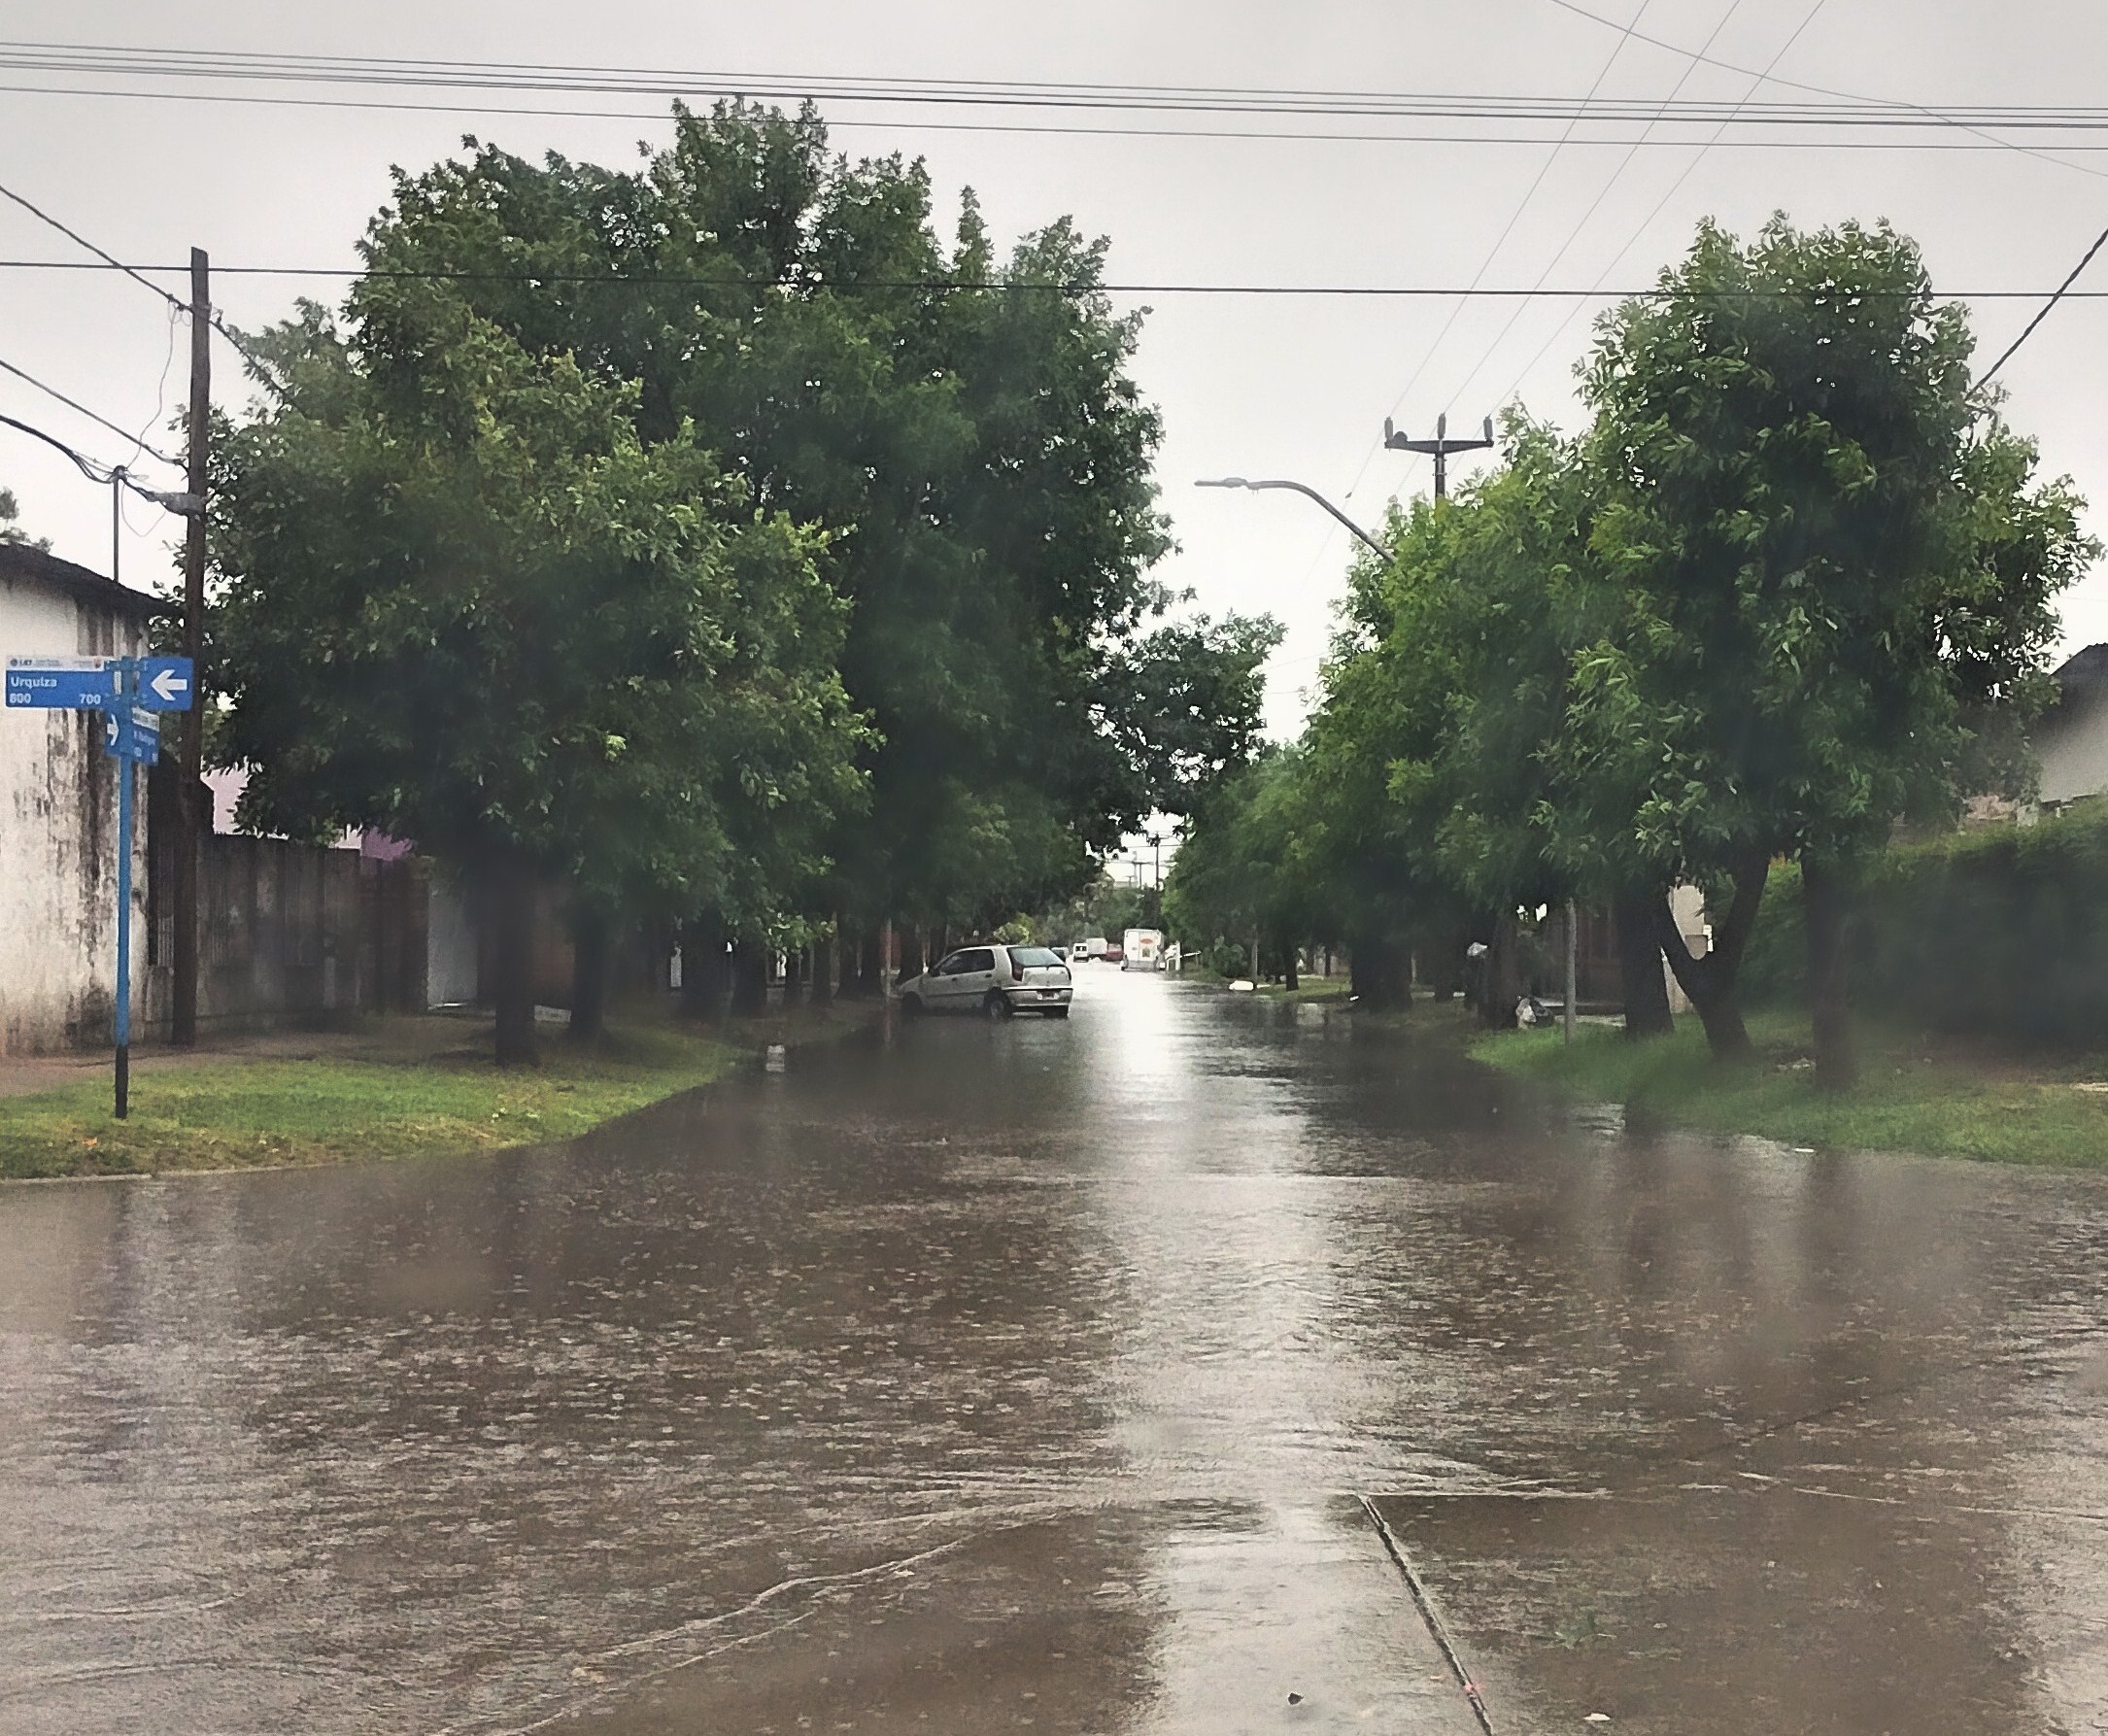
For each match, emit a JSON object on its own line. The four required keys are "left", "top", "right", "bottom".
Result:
{"left": 1472, "top": 1007, "right": 2108, "bottom": 1170}
{"left": 0, "top": 1012, "right": 845, "bottom": 1180}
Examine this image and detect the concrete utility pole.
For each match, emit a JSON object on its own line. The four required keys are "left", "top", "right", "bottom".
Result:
{"left": 1563, "top": 898, "right": 1578, "bottom": 1045}
{"left": 173, "top": 248, "right": 209, "bottom": 1046}
{"left": 1383, "top": 413, "right": 1495, "bottom": 500}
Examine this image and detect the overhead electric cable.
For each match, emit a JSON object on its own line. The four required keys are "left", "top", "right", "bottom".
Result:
{"left": 0, "top": 173, "right": 285, "bottom": 395}
{"left": 1342, "top": 0, "right": 1658, "bottom": 520}
{"left": 4, "top": 40, "right": 2108, "bottom": 131}
{"left": 1434, "top": 0, "right": 1751, "bottom": 427}
{"left": 1977, "top": 219, "right": 2108, "bottom": 386}
{"left": 1493, "top": 0, "right": 1830, "bottom": 410}
{"left": 0, "top": 175, "right": 184, "bottom": 311}
{"left": 10, "top": 75, "right": 2108, "bottom": 151}
{"left": 0, "top": 258, "right": 2099, "bottom": 300}
{"left": 0, "top": 353, "right": 182, "bottom": 466}
{"left": 1539, "top": 0, "right": 2107, "bottom": 181}
{"left": 0, "top": 408, "right": 123, "bottom": 482}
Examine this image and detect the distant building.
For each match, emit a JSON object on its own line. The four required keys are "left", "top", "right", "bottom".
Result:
{"left": 0, "top": 543, "right": 167, "bottom": 1054}
{"left": 2035, "top": 643, "right": 2108, "bottom": 811}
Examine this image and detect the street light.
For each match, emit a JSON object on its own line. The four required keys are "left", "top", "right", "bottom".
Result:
{"left": 1193, "top": 477, "right": 1390, "bottom": 559}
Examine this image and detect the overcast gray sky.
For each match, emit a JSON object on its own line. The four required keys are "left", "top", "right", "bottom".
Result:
{"left": 6, "top": 0, "right": 2108, "bottom": 737}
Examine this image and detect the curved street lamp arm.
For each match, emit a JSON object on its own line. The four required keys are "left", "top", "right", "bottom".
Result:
{"left": 1195, "top": 477, "right": 1390, "bottom": 559}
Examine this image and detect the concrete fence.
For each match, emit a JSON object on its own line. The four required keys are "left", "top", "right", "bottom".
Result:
{"left": 138, "top": 834, "right": 429, "bottom": 1041}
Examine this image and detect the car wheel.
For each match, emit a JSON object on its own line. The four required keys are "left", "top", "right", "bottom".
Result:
{"left": 901, "top": 993, "right": 924, "bottom": 1018}
{"left": 984, "top": 991, "right": 1013, "bottom": 1019}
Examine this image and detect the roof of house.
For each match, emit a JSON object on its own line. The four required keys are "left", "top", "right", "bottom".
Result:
{"left": 2053, "top": 642, "right": 2108, "bottom": 708}
{"left": 0, "top": 540, "right": 170, "bottom": 622}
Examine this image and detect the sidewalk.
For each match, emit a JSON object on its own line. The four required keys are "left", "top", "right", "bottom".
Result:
{"left": 0, "top": 1013, "right": 494, "bottom": 1101}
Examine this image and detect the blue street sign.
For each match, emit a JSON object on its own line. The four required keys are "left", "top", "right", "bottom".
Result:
{"left": 101, "top": 707, "right": 160, "bottom": 764}
{"left": 137, "top": 656, "right": 195, "bottom": 711}
{"left": 5, "top": 657, "right": 123, "bottom": 709}
{"left": 9, "top": 652, "right": 164, "bottom": 1117}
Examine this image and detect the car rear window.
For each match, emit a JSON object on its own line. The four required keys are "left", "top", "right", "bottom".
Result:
{"left": 1008, "top": 946, "right": 1064, "bottom": 967}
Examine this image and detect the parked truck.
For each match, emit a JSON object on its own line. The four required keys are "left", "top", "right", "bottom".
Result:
{"left": 1121, "top": 928, "right": 1164, "bottom": 971}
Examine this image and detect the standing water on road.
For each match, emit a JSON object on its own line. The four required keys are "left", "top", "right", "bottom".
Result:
{"left": 1, "top": 970, "right": 2104, "bottom": 1733}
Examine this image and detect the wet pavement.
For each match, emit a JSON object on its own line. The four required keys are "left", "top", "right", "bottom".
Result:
{"left": 1, "top": 970, "right": 2104, "bottom": 1734}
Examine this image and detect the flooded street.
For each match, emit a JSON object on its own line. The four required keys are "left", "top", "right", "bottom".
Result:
{"left": 2, "top": 970, "right": 2105, "bottom": 1734}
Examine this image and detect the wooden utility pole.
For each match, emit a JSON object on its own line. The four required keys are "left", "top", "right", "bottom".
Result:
{"left": 172, "top": 248, "right": 209, "bottom": 1045}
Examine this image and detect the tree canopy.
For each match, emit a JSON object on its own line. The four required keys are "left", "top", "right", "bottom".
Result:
{"left": 1178, "top": 216, "right": 2094, "bottom": 1077}
{"left": 208, "top": 102, "right": 1278, "bottom": 1052}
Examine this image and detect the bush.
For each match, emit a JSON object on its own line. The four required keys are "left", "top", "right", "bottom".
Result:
{"left": 1741, "top": 802, "right": 2108, "bottom": 1046}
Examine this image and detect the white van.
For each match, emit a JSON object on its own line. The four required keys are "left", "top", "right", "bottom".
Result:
{"left": 1121, "top": 929, "right": 1164, "bottom": 971}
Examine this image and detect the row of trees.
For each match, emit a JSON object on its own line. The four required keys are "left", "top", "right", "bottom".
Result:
{"left": 207, "top": 103, "right": 1275, "bottom": 1061}
{"left": 1168, "top": 217, "right": 2095, "bottom": 1088}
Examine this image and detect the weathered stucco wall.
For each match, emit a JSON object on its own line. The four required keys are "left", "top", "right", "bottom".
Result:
{"left": 2037, "top": 691, "right": 2108, "bottom": 807}
{"left": 0, "top": 573, "right": 151, "bottom": 1056}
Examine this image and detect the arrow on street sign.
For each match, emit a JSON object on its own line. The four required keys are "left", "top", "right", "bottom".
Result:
{"left": 138, "top": 656, "right": 195, "bottom": 711}
{"left": 101, "top": 707, "right": 160, "bottom": 764}
{"left": 5, "top": 657, "right": 123, "bottom": 709}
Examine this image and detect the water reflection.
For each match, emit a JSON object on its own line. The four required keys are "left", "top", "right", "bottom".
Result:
{"left": 0, "top": 969, "right": 2100, "bottom": 1733}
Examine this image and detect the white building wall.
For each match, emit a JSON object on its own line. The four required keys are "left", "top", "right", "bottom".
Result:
{"left": 425, "top": 879, "right": 480, "bottom": 1006}
{"left": 2036, "top": 694, "right": 2108, "bottom": 807}
{"left": 0, "top": 574, "right": 152, "bottom": 1055}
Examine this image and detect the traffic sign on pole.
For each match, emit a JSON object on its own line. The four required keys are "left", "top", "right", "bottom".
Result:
{"left": 101, "top": 706, "right": 160, "bottom": 764}
{"left": 5, "top": 657, "right": 124, "bottom": 709}
{"left": 5, "top": 654, "right": 172, "bottom": 1116}
{"left": 138, "top": 657, "right": 195, "bottom": 711}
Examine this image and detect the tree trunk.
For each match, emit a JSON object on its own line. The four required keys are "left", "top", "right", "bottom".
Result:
{"left": 680, "top": 909, "right": 729, "bottom": 1021}
{"left": 847, "top": 926, "right": 880, "bottom": 998}
{"left": 730, "top": 937, "right": 768, "bottom": 1017}
{"left": 810, "top": 935, "right": 835, "bottom": 1006}
{"left": 900, "top": 927, "right": 926, "bottom": 983}
{"left": 1282, "top": 941, "right": 1299, "bottom": 993}
{"left": 1614, "top": 887, "right": 1675, "bottom": 1039}
{"left": 490, "top": 855, "right": 539, "bottom": 1068}
{"left": 1474, "top": 913, "right": 1521, "bottom": 1029}
{"left": 1802, "top": 855, "right": 1858, "bottom": 1092}
{"left": 569, "top": 903, "right": 610, "bottom": 1044}
{"left": 1651, "top": 852, "right": 1769, "bottom": 1063}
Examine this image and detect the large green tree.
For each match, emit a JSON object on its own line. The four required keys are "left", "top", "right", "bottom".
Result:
{"left": 210, "top": 299, "right": 865, "bottom": 1063}
{"left": 346, "top": 105, "right": 1221, "bottom": 947}
{"left": 1570, "top": 216, "right": 2093, "bottom": 1082}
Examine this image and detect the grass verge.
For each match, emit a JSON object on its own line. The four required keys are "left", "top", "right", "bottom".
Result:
{"left": 1473, "top": 1006, "right": 2108, "bottom": 1170}
{"left": 0, "top": 1003, "right": 874, "bottom": 1181}
{"left": 1252, "top": 977, "right": 1354, "bottom": 1004}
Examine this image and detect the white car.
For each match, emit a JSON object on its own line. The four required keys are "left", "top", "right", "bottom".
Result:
{"left": 898, "top": 944, "right": 1073, "bottom": 1018}
{"left": 1069, "top": 941, "right": 1092, "bottom": 964}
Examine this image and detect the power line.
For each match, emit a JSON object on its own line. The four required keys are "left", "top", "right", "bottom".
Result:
{"left": 0, "top": 353, "right": 182, "bottom": 466}
{"left": 1538, "top": 0, "right": 2108, "bottom": 182}
{"left": 12, "top": 76, "right": 2108, "bottom": 153}
{"left": 0, "top": 174, "right": 284, "bottom": 394}
{"left": 8, "top": 40, "right": 2108, "bottom": 131}
{"left": 1435, "top": 0, "right": 1755, "bottom": 425}
{"left": 0, "top": 257, "right": 2103, "bottom": 302}
{"left": 1978, "top": 220, "right": 2108, "bottom": 387}
{"left": 0, "top": 176, "right": 185, "bottom": 312}
{"left": 1493, "top": 0, "right": 1833, "bottom": 411}
{"left": 0, "top": 408, "right": 126, "bottom": 484}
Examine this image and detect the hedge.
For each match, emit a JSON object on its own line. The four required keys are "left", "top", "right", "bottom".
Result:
{"left": 1739, "top": 801, "right": 2108, "bottom": 1046}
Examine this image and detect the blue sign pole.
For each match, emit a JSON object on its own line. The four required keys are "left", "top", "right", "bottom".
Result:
{"left": 113, "top": 660, "right": 136, "bottom": 1120}
{"left": 12, "top": 648, "right": 188, "bottom": 1118}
